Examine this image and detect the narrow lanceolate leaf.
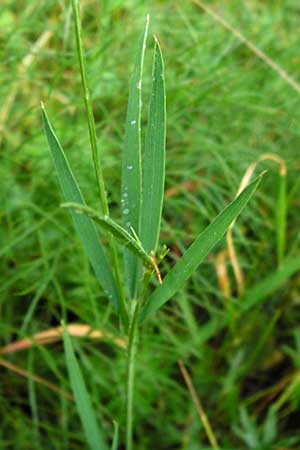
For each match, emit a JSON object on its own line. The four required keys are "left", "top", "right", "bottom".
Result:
{"left": 141, "top": 37, "right": 166, "bottom": 254}
{"left": 139, "top": 175, "right": 262, "bottom": 322}
{"left": 62, "top": 203, "right": 153, "bottom": 269}
{"left": 41, "top": 105, "right": 120, "bottom": 311}
{"left": 63, "top": 327, "right": 107, "bottom": 450}
{"left": 121, "top": 16, "right": 149, "bottom": 298}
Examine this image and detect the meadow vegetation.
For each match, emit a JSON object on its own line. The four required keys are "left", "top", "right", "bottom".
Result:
{"left": 1, "top": 1, "right": 300, "bottom": 449}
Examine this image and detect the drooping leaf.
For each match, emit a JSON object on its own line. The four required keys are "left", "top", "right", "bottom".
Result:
{"left": 62, "top": 202, "right": 153, "bottom": 269}
{"left": 63, "top": 326, "right": 107, "bottom": 450}
{"left": 42, "top": 105, "right": 120, "bottom": 311}
{"left": 140, "top": 176, "right": 262, "bottom": 322}
{"left": 121, "top": 16, "right": 149, "bottom": 298}
{"left": 140, "top": 36, "right": 166, "bottom": 254}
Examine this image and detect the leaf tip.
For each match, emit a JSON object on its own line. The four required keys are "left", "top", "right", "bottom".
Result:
{"left": 153, "top": 33, "right": 159, "bottom": 44}
{"left": 259, "top": 169, "right": 268, "bottom": 178}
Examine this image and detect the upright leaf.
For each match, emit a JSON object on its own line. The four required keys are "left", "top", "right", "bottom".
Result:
{"left": 140, "top": 176, "right": 262, "bottom": 322}
{"left": 141, "top": 37, "right": 166, "bottom": 254}
{"left": 42, "top": 105, "right": 120, "bottom": 311}
{"left": 121, "top": 16, "right": 149, "bottom": 298}
{"left": 63, "top": 327, "right": 107, "bottom": 450}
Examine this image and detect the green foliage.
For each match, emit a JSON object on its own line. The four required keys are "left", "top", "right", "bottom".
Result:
{"left": 122, "top": 16, "right": 149, "bottom": 299}
{"left": 42, "top": 9, "right": 261, "bottom": 448}
{"left": 41, "top": 106, "right": 121, "bottom": 312}
{"left": 140, "top": 37, "right": 166, "bottom": 254}
{"left": 140, "top": 175, "right": 261, "bottom": 322}
{"left": 61, "top": 202, "right": 154, "bottom": 269}
{"left": 63, "top": 326, "right": 107, "bottom": 450}
{"left": 2, "top": 1, "right": 300, "bottom": 449}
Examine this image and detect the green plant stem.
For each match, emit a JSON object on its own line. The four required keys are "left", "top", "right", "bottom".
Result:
{"left": 126, "top": 301, "right": 140, "bottom": 450}
{"left": 276, "top": 171, "right": 287, "bottom": 266}
{"left": 72, "top": 0, "right": 127, "bottom": 327}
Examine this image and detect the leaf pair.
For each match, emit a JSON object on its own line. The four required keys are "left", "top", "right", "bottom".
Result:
{"left": 121, "top": 17, "right": 166, "bottom": 300}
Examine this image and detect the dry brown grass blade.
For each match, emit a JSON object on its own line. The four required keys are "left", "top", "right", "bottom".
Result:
{"left": 0, "top": 323, "right": 126, "bottom": 355}
{"left": 226, "top": 154, "right": 286, "bottom": 296}
{"left": 178, "top": 360, "right": 219, "bottom": 449}
{"left": 214, "top": 249, "right": 231, "bottom": 298}
{"left": 0, "top": 30, "right": 53, "bottom": 145}
{"left": 192, "top": 0, "right": 300, "bottom": 95}
{"left": 226, "top": 162, "right": 257, "bottom": 295}
{"left": 0, "top": 357, "right": 73, "bottom": 401}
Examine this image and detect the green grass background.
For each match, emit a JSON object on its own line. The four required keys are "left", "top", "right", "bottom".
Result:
{"left": 1, "top": 0, "right": 300, "bottom": 448}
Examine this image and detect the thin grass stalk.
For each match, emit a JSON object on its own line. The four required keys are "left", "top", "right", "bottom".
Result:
{"left": 276, "top": 168, "right": 287, "bottom": 266}
{"left": 71, "top": 0, "right": 127, "bottom": 327}
{"left": 257, "top": 153, "right": 287, "bottom": 267}
{"left": 126, "top": 301, "right": 140, "bottom": 450}
{"left": 178, "top": 360, "right": 219, "bottom": 449}
{"left": 111, "top": 421, "right": 119, "bottom": 450}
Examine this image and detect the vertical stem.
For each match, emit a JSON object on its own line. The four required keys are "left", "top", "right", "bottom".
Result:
{"left": 72, "top": 0, "right": 107, "bottom": 214}
{"left": 126, "top": 301, "right": 140, "bottom": 450}
{"left": 71, "top": 0, "right": 128, "bottom": 327}
{"left": 277, "top": 170, "right": 287, "bottom": 266}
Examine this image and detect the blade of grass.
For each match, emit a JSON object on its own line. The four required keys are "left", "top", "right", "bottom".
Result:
{"left": 122, "top": 15, "right": 149, "bottom": 299}
{"left": 0, "top": 323, "right": 126, "bottom": 354}
{"left": 0, "top": 357, "right": 73, "bottom": 401}
{"left": 63, "top": 325, "right": 107, "bottom": 450}
{"left": 193, "top": 0, "right": 300, "bottom": 95}
{"left": 241, "top": 255, "right": 300, "bottom": 311}
{"left": 71, "top": 0, "right": 127, "bottom": 325}
{"left": 277, "top": 168, "right": 287, "bottom": 266}
{"left": 139, "top": 175, "right": 262, "bottom": 322}
{"left": 71, "top": 0, "right": 107, "bottom": 213}
{"left": 62, "top": 202, "right": 154, "bottom": 269}
{"left": 41, "top": 105, "right": 123, "bottom": 317}
{"left": 126, "top": 301, "right": 140, "bottom": 450}
{"left": 140, "top": 36, "right": 166, "bottom": 254}
{"left": 178, "top": 360, "right": 219, "bottom": 449}
{"left": 111, "top": 421, "right": 119, "bottom": 450}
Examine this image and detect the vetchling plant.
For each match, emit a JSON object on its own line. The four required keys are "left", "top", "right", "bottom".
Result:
{"left": 42, "top": 1, "right": 262, "bottom": 449}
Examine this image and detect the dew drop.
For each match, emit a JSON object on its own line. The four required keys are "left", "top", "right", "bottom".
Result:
{"left": 123, "top": 208, "right": 129, "bottom": 215}
{"left": 137, "top": 80, "right": 142, "bottom": 90}
{"left": 127, "top": 165, "right": 133, "bottom": 170}
{"left": 131, "top": 119, "right": 136, "bottom": 125}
